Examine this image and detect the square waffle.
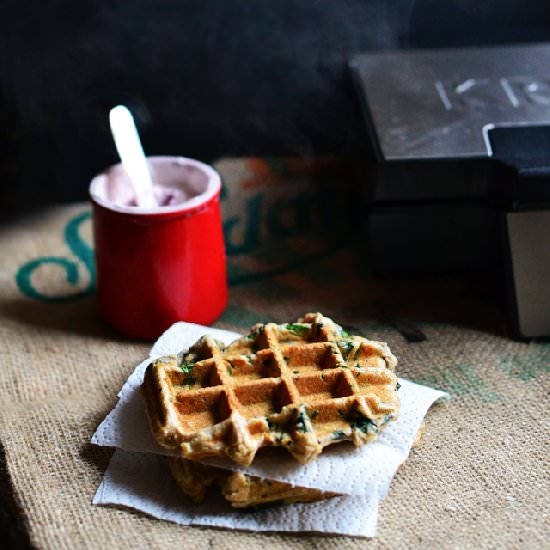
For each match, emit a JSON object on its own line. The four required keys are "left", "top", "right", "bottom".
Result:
{"left": 142, "top": 313, "right": 400, "bottom": 466}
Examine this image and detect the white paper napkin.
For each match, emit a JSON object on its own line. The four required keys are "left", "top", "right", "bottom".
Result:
{"left": 94, "top": 449, "right": 379, "bottom": 537}
{"left": 92, "top": 322, "right": 449, "bottom": 498}
{"left": 92, "top": 321, "right": 448, "bottom": 537}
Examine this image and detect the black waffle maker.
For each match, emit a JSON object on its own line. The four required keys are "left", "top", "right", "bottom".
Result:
{"left": 351, "top": 44, "right": 550, "bottom": 340}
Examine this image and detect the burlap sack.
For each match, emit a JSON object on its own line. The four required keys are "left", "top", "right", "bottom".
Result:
{"left": 0, "top": 158, "right": 547, "bottom": 549}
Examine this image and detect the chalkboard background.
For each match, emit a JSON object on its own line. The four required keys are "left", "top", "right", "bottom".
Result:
{"left": 1, "top": 0, "right": 550, "bottom": 206}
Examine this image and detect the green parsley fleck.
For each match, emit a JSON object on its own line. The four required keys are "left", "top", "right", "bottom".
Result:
{"left": 180, "top": 362, "right": 196, "bottom": 386}
{"left": 294, "top": 405, "right": 311, "bottom": 433}
{"left": 350, "top": 415, "right": 377, "bottom": 435}
{"left": 338, "top": 340, "right": 354, "bottom": 358}
{"left": 286, "top": 323, "right": 309, "bottom": 336}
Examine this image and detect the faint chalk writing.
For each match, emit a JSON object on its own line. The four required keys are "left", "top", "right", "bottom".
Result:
{"left": 435, "top": 76, "right": 550, "bottom": 111}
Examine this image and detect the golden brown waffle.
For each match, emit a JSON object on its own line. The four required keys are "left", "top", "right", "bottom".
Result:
{"left": 143, "top": 313, "right": 400, "bottom": 466}
{"left": 167, "top": 424, "right": 425, "bottom": 509}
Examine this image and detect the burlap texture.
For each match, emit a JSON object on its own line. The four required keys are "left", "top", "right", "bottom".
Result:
{"left": 0, "top": 158, "right": 548, "bottom": 549}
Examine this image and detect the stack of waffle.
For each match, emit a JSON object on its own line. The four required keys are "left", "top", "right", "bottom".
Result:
{"left": 142, "top": 312, "right": 403, "bottom": 509}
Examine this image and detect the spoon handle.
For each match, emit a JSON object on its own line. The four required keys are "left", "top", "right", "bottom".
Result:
{"left": 109, "top": 105, "right": 157, "bottom": 208}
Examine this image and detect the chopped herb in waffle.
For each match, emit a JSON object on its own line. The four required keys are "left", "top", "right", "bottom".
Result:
{"left": 142, "top": 313, "right": 400, "bottom": 466}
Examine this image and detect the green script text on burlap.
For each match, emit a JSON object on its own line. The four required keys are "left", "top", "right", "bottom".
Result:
{"left": 0, "top": 158, "right": 548, "bottom": 549}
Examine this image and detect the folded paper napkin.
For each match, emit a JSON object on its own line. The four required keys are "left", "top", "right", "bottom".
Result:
{"left": 92, "top": 322, "right": 448, "bottom": 537}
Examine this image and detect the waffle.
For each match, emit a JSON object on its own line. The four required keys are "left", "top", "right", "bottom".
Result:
{"left": 167, "top": 423, "right": 425, "bottom": 509}
{"left": 167, "top": 456, "right": 334, "bottom": 508}
{"left": 143, "top": 313, "right": 400, "bottom": 466}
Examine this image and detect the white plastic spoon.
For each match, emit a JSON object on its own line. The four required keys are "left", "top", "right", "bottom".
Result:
{"left": 109, "top": 105, "right": 157, "bottom": 208}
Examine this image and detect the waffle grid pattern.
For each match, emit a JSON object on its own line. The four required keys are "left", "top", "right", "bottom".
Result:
{"left": 143, "top": 313, "right": 400, "bottom": 466}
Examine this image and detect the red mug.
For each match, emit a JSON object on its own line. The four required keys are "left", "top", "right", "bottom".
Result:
{"left": 89, "top": 156, "right": 228, "bottom": 339}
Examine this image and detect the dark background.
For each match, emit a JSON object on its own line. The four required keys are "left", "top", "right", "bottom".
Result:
{"left": 1, "top": 0, "right": 550, "bottom": 205}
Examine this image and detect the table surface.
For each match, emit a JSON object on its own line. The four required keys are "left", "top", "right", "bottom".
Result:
{"left": 0, "top": 158, "right": 547, "bottom": 549}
